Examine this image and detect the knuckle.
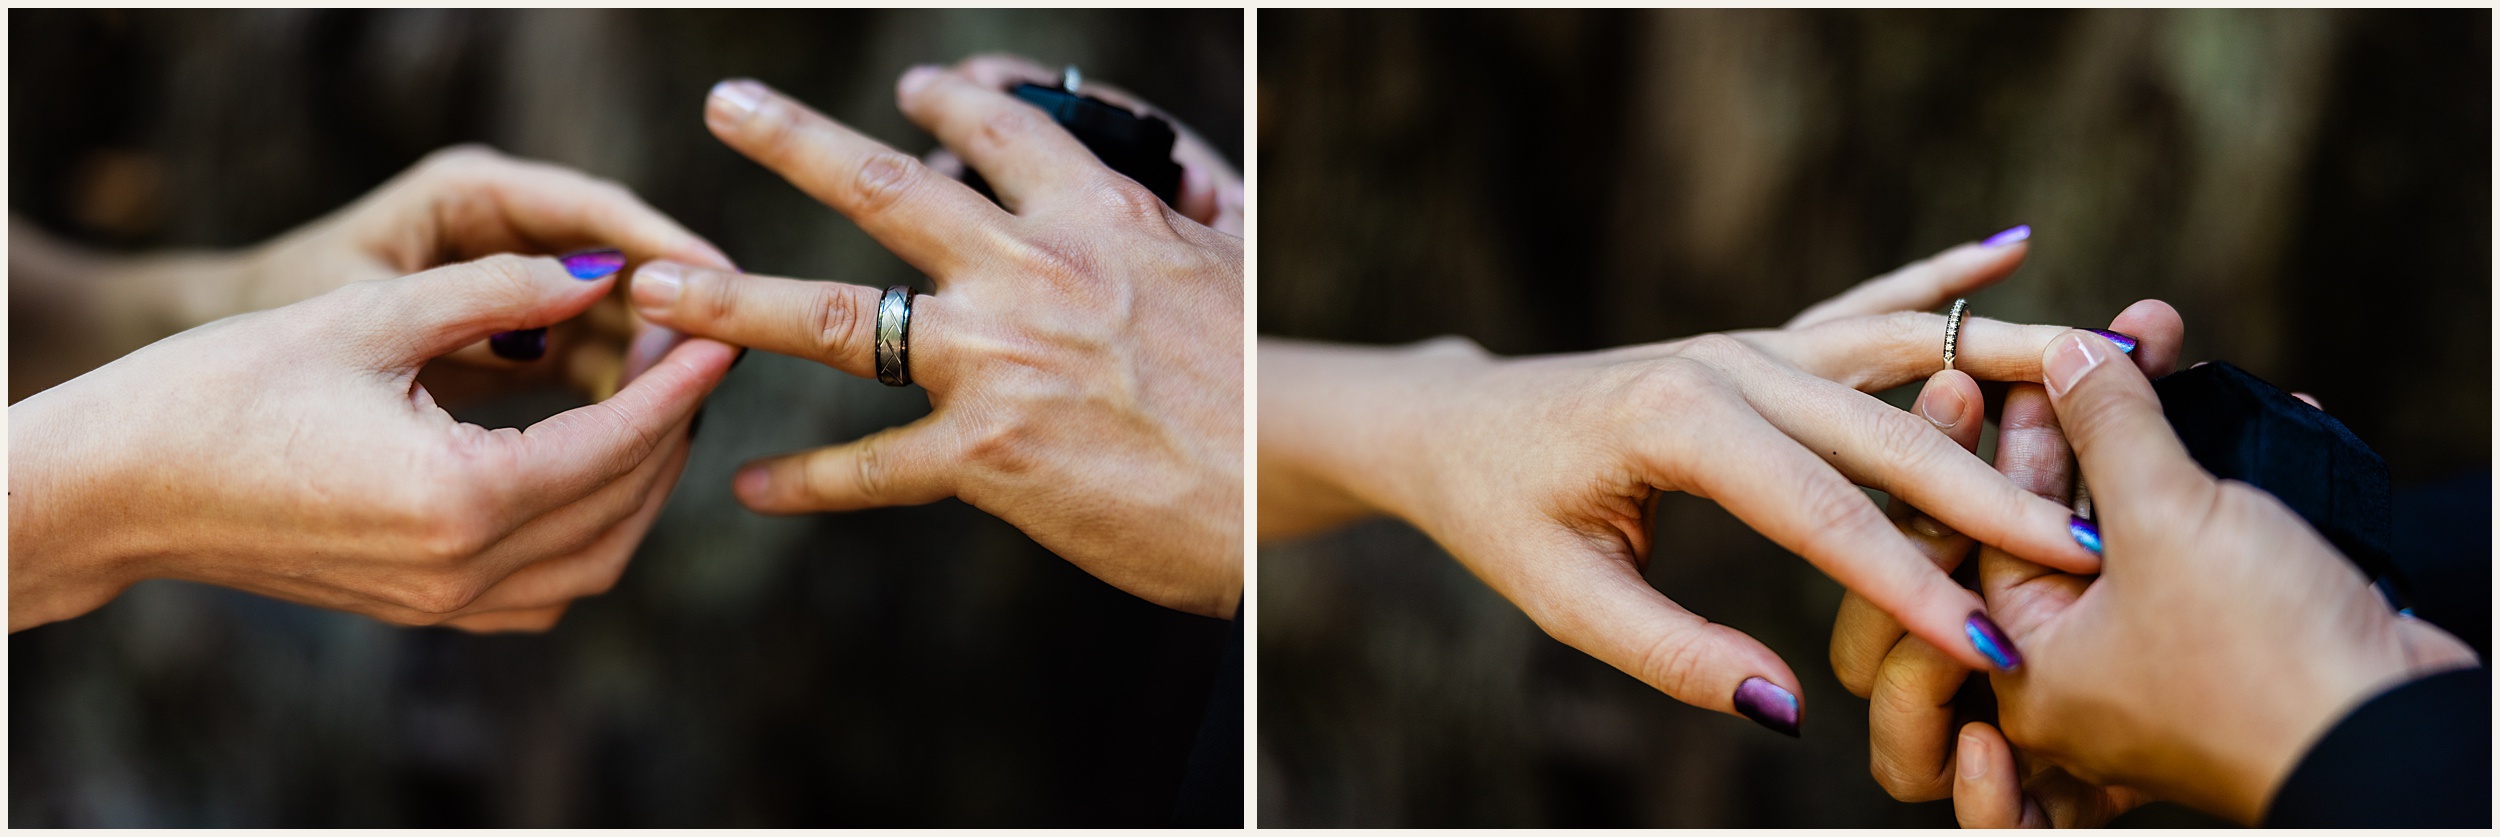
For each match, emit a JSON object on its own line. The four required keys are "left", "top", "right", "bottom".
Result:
{"left": 1621, "top": 357, "right": 1716, "bottom": 415}
{"left": 1791, "top": 479, "right": 1882, "bottom": 557}
{"left": 1866, "top": 408, "right": 1947, "bottom": 476}
{"left": 1677, "top": 332, "right": 1752, "bottom": 362}
{"left": 1631, "top": 628, "right": 1707, "bottom": 698}
{"left": 398, "top": 574, "right": 487, "bottom": 615}
{"left": 1073, "top": 172, "right": 1175, "bottom": 231}
{"left": 807, "top": 285, "right": 873, "bottom": 366}
{"left": 848, "top": 150, "right": 927, "bottom": 216}
{"left": 978, "top": 105, "right": 1046, "bottom": 152}
{"left": 842, "top": 439, "right": 893, "bottom": 504}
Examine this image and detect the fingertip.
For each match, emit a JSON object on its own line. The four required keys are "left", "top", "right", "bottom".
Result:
{"left": 897, "top": 64, "right": 945, "bottom": 100}
{"left": 732, "top": 462, "right": 775, "bottom": 510}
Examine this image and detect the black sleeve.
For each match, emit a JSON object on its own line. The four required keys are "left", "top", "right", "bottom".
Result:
{"left": 2262, "top": 667, "right": 2491, "bottom": 827}
{"left": 1167, "top": 613, "right": 1244, "bottom": 827}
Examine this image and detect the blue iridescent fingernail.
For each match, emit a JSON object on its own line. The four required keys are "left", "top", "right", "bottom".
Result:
{"left": 1732, "top": 677, "right": 1800, "bottom": 738}
{"left": 1964, "top": 611, "right": 2024, "bottom": 671}
{"left": 560, "top": 248, "right": 626, "bottom": 280}
{"left": 2069, "top": 515, "right": 2103, "bottom": 554}
{"left": 1980, "top": 224, "right": 2032, "bottom": 247}
{"left": 490, "top": 328, "right": 547, "bottom": 361}
{"left": 2083, "top": 328, "right": 2138, "bottom": 355}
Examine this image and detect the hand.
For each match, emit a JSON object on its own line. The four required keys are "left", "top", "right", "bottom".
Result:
{"left": 625, "top": 61, "right": 1243, "bottom": 617}
{"left": 7, "top": 146, "right": 737, "bottom": 402}
{"left": 1972, "top": 315, "right": 2480, "bottom": 824}
{"left": 8, "top": 255, "right": 736, "bottom": 634}
{"left": 1833, "top": 301, "right": 2179, "bottom": 807}
{"left": 240, "top": 145, "right": 739, "bottom": 397}
{"left": 1258, "top": 233, "right": 2107, "bottom": 732}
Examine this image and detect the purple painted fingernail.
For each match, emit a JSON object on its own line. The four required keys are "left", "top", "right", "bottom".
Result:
{"left": 2083, "top": 328, "right": 2138, "bottom": 355}
{"left": 1964, "top": 611, "right": 2024, "bottom": 671}
{"left": 490, "top": 328, "right": 547, "bottom": 361}
{"left": 560, "top": 248, "right": 626, "bottom": 280}
{"left": 1733, "top": 677, "right": 1800, "bottom": 738}
{"left": 2069, "top": 515, "right": 2103, "bottom": 555}
{"left": 1980, "top": 224, "right": 2032, "bottom": 248}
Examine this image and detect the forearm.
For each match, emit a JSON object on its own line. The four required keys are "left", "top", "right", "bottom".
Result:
{"left": 1256, "top": 336, "right": 1484, "bottom": 540}
{"left": 9, "top": 217, "right": 247, "bottom": 400}
{"left": 7, "top": 393, "right": 147, "bottom": 631}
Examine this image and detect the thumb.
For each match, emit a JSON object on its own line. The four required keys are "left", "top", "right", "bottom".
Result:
{"left": 2040, "top": 329, "right": 2213, "bottom": 537}
{"left": 347, "top": 252, "right": 624, "bottom": 368}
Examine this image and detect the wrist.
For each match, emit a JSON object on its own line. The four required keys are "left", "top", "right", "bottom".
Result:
{"left": 2215, "top": 612, "right": 2429, "bottom": 823}
{"left": 1257, "top": 337, "right": 1490, "bottom": 537}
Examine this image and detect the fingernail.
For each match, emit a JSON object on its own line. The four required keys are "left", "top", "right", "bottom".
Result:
{"left": 2082, "top": 328, "right": 2139, "bottom": 355}
{"left": 711, "top": 79, "right": 766, "bottom": 115}
{"left": 1958, "top": 730, "right": 1989, "bottom": 779}
{"left": 1917, "top": 378, "right": 1969, "bottom": 430}
{"left": 2042, "top": 331, "right": 2108, "bottom": 398}
{"left": 899, "top": 64, "right": 943, "bottom": 95}
{"left": 733, "top": 465, "right": 770, "bottom": 500}
{"left": 1980, "top": 224, "right": 2032, "bottom": 248}
{"left": 1964, "top": 611, "right": 2024, "bottom": 671}
{"left": 633, "top": 262, "right": 684, "bottom": 312}
{"left": 2068, "top": 515, "right": 2103, "bottom": 555}
{"left": 490, "top": 328, "right": 547, "bottom": 362}
{"left": 1732, "top": 677, "right": 1801, "bottom": 738}
{"left": 560, "top": 248, "right": 626, "bottom": 280}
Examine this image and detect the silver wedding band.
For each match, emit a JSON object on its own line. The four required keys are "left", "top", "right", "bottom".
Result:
{"left": 876, "top": 285, "right": 916, "bottom": 387}
{"left": 1942, "top": 298, "right": 1968, "bottom": 372}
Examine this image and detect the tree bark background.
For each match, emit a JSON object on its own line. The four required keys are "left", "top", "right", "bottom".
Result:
{"left": 1256, "top": 9, "right": 2487, "bottom": 827}
{"left": 9, "top": 9, "right": 1242, "bottom": 827}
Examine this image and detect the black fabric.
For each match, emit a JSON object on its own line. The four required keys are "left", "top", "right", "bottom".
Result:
{"left": 2390, "top": 469, "right": 2493, "bottom": 658}
{"left": 2263, "top": 667, "right": 2491, "bottom": 827}
{"left": 1168, "top": 614, "right": 1244, "bottom": 826}
{"left": 2153, "top": 362, "right": 2395, "bottom": 582}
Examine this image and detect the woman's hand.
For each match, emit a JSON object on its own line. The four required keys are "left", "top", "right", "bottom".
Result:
{"left": 1259, "top": 234, "right": 2108, "bottom": 731}
{"left": 624, "top": 59, "right": 1243, "bottom": 618}
{"left": 8, "top": 254, "right": 736, "bottom": 634}
{"left": 9, "top": 146, "right": 736, "bottom": 401}
{"left": 1832, "top": 301, "right": 2178, "bottom": 811}
{"left": 1969, "top": 320, "right": 2480, "bottom": 824}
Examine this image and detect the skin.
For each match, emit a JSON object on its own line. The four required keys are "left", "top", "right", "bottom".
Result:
{"left": 9, "top": 255, "right": 736, "bottom": 633}
{"left": 1258, "top": 235, "right": 2110, "bottom": 726}
{"left": 627, "top": 55, "right": 1244, "bottom": 618}
{"left": 9, "top": 146, "right": 738, "bottom": 404}
{"left": 1948, "top": 326, "right": 2480, "bottom": 825}
{"left": 1833, "top": 300, "right": 2183, "bottom": 808}
{"left": 8, "top": 147, "right": 741, "bottom": 633}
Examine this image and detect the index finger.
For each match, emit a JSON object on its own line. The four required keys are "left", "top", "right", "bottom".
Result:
{"left": 705, "top": 78, "right": 1012, "bottom": 280}
{"left": 413, "top": 146, "right": 736, "bottom": 271}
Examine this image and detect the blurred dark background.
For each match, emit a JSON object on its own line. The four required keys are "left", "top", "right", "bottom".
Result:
{"left": 9, "top": 8, "right": 1241, "bottom": 827}
{"left": 1257, "top": 9, "right": 2488, "bottom": 828}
